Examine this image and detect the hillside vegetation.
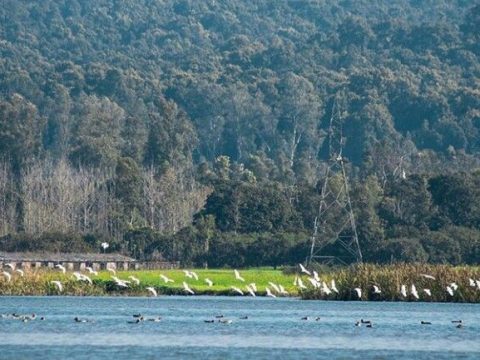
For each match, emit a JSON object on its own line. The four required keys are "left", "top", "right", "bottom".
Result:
{"left": 0, "top": 1, "right": 480, "bottom": 265}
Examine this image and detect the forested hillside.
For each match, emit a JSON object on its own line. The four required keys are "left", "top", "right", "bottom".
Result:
{"left": 1, "top": 0, "right": 479, "bottom": 265}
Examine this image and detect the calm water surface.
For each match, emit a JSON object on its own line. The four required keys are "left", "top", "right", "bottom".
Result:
{"left": 0, "top": 296, "right": 479, "bottom": 359}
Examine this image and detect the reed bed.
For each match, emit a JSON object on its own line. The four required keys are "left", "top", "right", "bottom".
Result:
{"left": 1, "top": 265, "right": 479, "bottom": 302}
{"left": 301, "top": 263, "right": 480, "bottom": 302}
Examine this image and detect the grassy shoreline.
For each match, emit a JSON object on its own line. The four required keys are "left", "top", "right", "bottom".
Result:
{"left": 1, "top": 265, "right": 479, "bottom": 302}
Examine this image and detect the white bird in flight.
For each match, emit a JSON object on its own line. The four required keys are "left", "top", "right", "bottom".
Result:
{"left": 15, "top": 269, "right": 24, "bottom": 277}
{"left": 411, "top": 284, "right": 419, "bottom": 299}
{"left": 204, "top": 278, "right": 213, "bottom": 287}
{"left": 55, "top": 264, "right": 66, "bottom": 274}
{"left": 297, "top": 278, "right": 307, "bottom": 290}
{"left": 420, "top": 274, "right": 436, "bottom": 280}
{"left": 331, "top": 279, "right": 339, "bottom": 294}
{"left": 51, "top": 280, "right": 63, "bottom": 292}
{"left": 234, "top": 269, "right": 245, "bottom": 282}
{"left": 160, "top": 274, "right": 174, "bottom": 283}
{"left": 183, "top": 282, "right": 195, "bottom": 295}
{"left": 354, "top": 288, "right": 362, "bottom": 299}
{"left": 231, "top": 286, "right": 244, "bottom": 295}
{"left": 245, "top": 284, "right": 256, "bottom": 297}
{"left": 128, "top": 276, "right": 140, "bottom": 285}
{"left": 265, "top": 287, "right": 276, "bottom": 298}
{"left": 2, "top": 271, "right": 12, "bottom": 282}
{"left": 146, "top": 287, "right": 157, "bottom": 297}
{"left": 299, "top": 264, "right": 311, "bottom": 276}
{"left": 85, "top": 267, "right": 98, "bottom": 276}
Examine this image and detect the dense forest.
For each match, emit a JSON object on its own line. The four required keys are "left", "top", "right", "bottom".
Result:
{"left": 0, "top": 0, "right": 479, "bottom": 266}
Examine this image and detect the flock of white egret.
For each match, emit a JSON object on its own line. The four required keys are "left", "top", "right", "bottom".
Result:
{"left": 1, "top": 262, "right": 480, "bottom": 300}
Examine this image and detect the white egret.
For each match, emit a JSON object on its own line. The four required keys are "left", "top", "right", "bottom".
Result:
{"left": 307, "top": 277, "right": 320, "bottom": 288}
{"left": 265, "top": 287, "right": 276, "bottom": 298}
{"left": 313, "top": 271, "right": 320, "bottom": 282}
{"left": 2, "top": 271, "right": 12, "bottom": 282}
{"left": 15, "top": 269, "right": 24, "bottom": 277}
{"left": 146, "top": 287, "right": 157, "bottom": 297}
{"left": 55, "top": 264, "right": 66, "bottom": 274}
{"left": 160, "top": 274, "right": 174, "bottom": 283}
{"left": 268, "top": 282, "right": 280, "bottom": 293}
{"left": 446, "top": 286, "right": 454, "bottom": 296}
{"left": 450, "top": 282, "right": 459, "bottom": 291}
{"left": 51, "top": 281, "right": 63, "bottom": 292}
{"left": 354, "top": 288, "right": 362, "bottom": 299}
{"left": 183, "top": 282, "right": 195, "bottom": 295}
{"left": 420, "top": 274, "right": 436, "bottom": 280}
{"left": 321, "top": 282, "right": 331, "bottom": 295}
{"left": 476, "top": 280, "right": 480, "bottom": 289}
{"left": 469, "top": 278, "right": 476, "bottom": 287}
{"left": 249, "top": 283, "right": 257, "bottom": 292}
{"left": 299, "top": 264, "right": 311, "bottom": 276}
{"left": 331, "top": 279, "right": 339, "bottom": 294}
{"left": 423, "top": 288, "right": 432, "bottom": 296}
{"left": 373, "top": 285, "right": 381, "bottom": 294}
{"left": 234, "top": 269, "right": 245, "bottom": 282}
{"left": 279, "top": 285, "right": 289, "bottom": 295}
{"left": 400, "top": 284, "right": 407, "bottom": 298}
{"left": 231, "top": 286, "right": 244, "bottom": 295}
{"left": 297, "top": 278, "right": 307, "bottom": 290}
{"left": 183, "top": 270, "right": 193, "bottom": 279}
{"left": 190, "top": 271, "right": 199, "bottom": 280}
{"left": 293, "top": 275, "right": 299, "bottom": 286}
{"left": 411, "top": 284, "right": 419, "bottom": 299}
{"left": 85, "top": 267, "right": 98, "bottom": 276}
{"left": 245, "top": 284, "right": 256, "bottom": 297}
{"left": 204, "top": 278, "right": 213, "bottom": 287}
{"left": 128, "top": 276, "right": 140, "bottom": 285}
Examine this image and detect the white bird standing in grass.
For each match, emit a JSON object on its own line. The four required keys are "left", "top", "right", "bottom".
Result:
{"left": 279, "top": 285, "right": 289, "bottom": 295}
{"left": 112, "top": 276, "right": 129, "bottom": 288}
{"left": 299, "top": 264, "right": 311, "bottom": 275}
{"left": 307, "top": 277, "right": 320, "bottom": 288}
{"left": 313, "top": 271, "right": 320, "bottom": 282}
{"left": 321, "top": 282, "right": 331, "bottom": 295}
{"left": 423, "top": 289, "right": 432, "bottom": 297}
{"left": 234, "top": 269, "right": 245, "bottom": 282}
{"left": 204, "top": 278, "right": 213, "bottom": 287}
{"left": 190, "top": 271, "right": 199, "bottom": 280}
{"left": 128, "top": 276, "right": 140, "bottom": 285}
{"left": 183, "top": 282, "right": 195, "bottom": 295}
{"left": 55, "top": 264, "right": 66, "bottom": 274}
{"left": 400, "top": 284, "right": 407, "bottom": 298}
{"left": 411, "top": 284, "right": 419, "bottom": 299}
{"left": 231, "top": 286, "right": 244, "bottom": 295}
{"left": 183, "top": 270, "right": 193, "bottom": 279}
{"left": 372, "top": 285, "right": 381, "bottom": 294}
{"left": 469, "top": 278, "right": 476, "bottom": 287}
{"left": 160, "top": 274, "right": 174, "bottom": 283}
{"left": 293, "top": 275, "right": 299, "bottom": 286}
{"left": 354, "top": 288, "right": 362, "bottom": 299}
{"left": 15, "top": 269, "right": 24, "bottom": 277}
{"left": 2, "top": 271, "right": 12, "bottom": 282}
{"left": 51, "top": 281, "right": 63, "bottom": 292}
{"left": 265, "top": 287, "right": 276, "bottom": 298}
{"left": 146, "top": 287, "right": 157, "bottom": 297}
{"left": 446, "top": 285, "right": 454, "bottom": 296}
{"left": 249, "top": 283, "right": 257, "bottom": 292}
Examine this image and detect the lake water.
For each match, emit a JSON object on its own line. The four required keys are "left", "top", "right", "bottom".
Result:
{"left": 0, "top": 296, "right": 479, "bottom": 359}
